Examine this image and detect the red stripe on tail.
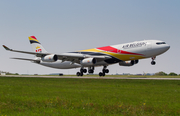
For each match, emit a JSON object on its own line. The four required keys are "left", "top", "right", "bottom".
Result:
{"left": 30, "top": 36, "right": 37, "bottom": 40}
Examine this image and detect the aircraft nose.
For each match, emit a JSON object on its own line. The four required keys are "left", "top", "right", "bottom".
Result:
{"left": 166, "top": 45, "right": 170, "bottom": 50}
{"left": 164, "top": 45, "right": 170, "bottom": 52}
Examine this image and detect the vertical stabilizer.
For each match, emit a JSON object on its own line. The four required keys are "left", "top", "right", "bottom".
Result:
{"left": 29, "top": 36, "right": 48, "bottom": 53}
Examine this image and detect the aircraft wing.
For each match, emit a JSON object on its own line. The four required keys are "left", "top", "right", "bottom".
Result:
{"left": 3, "top": 45, "right": 111, "bottom": 63}
{"left": 3, "top": 45, "right": 49, "bottom": 57}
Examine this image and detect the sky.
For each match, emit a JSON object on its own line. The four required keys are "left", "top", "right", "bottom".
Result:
{"left": 0, "top": 0, "right": 180, "bottom": 75}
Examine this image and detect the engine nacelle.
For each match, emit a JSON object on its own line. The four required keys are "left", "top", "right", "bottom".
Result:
{"left": 34, "top": 57, "right": 41, "bottom": 63}
{"left": 81, "top": 58, "right": 96, "bottom": 66}
{"left": 134, "top": 60, "right": 139, "bottom": 64}
{"left": 41, "top": 54, "right": 58, "bottom": 62}
{"left": 119, "top": 60, "right": 135, "bottom": 66}
{"left": 119, "top": 60, "right": 139, "bottom": 66}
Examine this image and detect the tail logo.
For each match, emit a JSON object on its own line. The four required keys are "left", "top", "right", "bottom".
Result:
{"left": 36, "top": 46, "right": 40, "bottom": 49}
{"left": 36, "top": 46, "right": 42, "bottom": 52}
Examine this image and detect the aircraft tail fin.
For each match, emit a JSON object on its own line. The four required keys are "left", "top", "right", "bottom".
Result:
{"left": 29, "top": 36, "right": 48, "bottom": 53}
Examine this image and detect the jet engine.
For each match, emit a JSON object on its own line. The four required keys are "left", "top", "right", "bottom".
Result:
{"left": 41, "top": 54, "right": 58, "bottom": 62}
{"left": 81, "top": 58, "right": 96, "bottom": 66}
{"left": 119, "top": 60, "right": 139, "bottom": 66}
{"left": 134, "top": 60, "right": 139, "bottom": 64}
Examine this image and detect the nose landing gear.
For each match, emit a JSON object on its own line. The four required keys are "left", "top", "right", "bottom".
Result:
{"left": 151, "top": 57, "right": 156, "bottom": 65}
{"left": 151, "top": 61, "right": 156, "bottom": 65}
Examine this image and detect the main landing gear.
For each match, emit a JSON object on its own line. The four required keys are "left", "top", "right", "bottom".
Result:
{"left": 151, "top": 56, "right": 156, "bottom": 65}
{"left": 99, "top": 66, "right": 109, "bottom": 77}
{"left": 76, "top": 67, "right": 94, "bottom": 76}
{"left": 76, "top": 66, "right": 109, "bottom": 77}
{"left": 76, "top": 68, "right": 87, "bottom": 76}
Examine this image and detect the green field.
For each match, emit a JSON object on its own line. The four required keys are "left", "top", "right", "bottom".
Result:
{"left": 0, "top": 77, "right": 180, "bottom": 116}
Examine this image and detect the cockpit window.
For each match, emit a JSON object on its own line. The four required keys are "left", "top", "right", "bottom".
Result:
{"left": 156, "top": 42, "right": 166, "bottom": 45}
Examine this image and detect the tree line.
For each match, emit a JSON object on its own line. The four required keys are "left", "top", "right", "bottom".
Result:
{"left": 155, "top": 71, "right": 178, "bottom": 76}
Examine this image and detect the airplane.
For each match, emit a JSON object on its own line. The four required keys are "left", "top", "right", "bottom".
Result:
{"left": 3, "top": 36, "right": 170, "bottom": 76}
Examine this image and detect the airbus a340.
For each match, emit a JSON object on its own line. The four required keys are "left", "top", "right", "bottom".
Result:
{"left": 3, "top": 36, "right": 170, "bottom": 76}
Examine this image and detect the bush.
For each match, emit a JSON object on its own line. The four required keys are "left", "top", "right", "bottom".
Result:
{"left": 169, "top": 72, "right": 178, "bottom": 76}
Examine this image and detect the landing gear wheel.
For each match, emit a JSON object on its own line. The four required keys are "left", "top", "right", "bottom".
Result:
{"left": 99, "top": 72, "right": 103, "bottom": 77}
{"left": 76, "top": 72, "right": 81, "bottom": 76}
{"left": 80, "top": 73, "right": 83, "bottom": 76}
{"left": 99, "top": 72, "right": 105, "bottom": 77}
{"left": 151, "top": 61, "right": 156, "bottom": 65}
{"left": 105, "top": 69, "right": 109, "bottom": 73}
{"left": 103, "top": 69, "right": 109, "bottom": 74}
{"left": 102, "top": 73, "right": 105, "bottom": 76}
{"left": 80, "top": 68, "right": 87, "bottom": 73}
{"left": 83, "top": 69, "right": 87, "bottom": 73}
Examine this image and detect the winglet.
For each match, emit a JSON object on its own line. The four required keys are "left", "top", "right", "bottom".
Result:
{"left": 2, "top": 45, "right": 12, "bottom": 51}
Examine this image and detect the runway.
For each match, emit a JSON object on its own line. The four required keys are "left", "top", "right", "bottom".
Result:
{"left": 1, "top": 75, "right": 180, "bottom": 80}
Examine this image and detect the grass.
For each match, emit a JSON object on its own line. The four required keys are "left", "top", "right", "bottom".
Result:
{"left": 0, "top": 77, "right": 180, "bottom": 115}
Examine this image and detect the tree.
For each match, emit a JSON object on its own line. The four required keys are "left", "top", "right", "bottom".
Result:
{"left": 169, "top": 72, "right": 178, "bottom": 76}
{"left": 155, "top": 71, "right": 167, "bottom": 76}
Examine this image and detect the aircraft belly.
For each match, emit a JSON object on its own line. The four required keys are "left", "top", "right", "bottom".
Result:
{"left": 115, "top": 54, "right": 146, "bottom": 61}
{"left": 93, "top": 61, "right": 110, "bottom": 66}
{"left": 39, "top": 60, "right": 111, "bottom": 69}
